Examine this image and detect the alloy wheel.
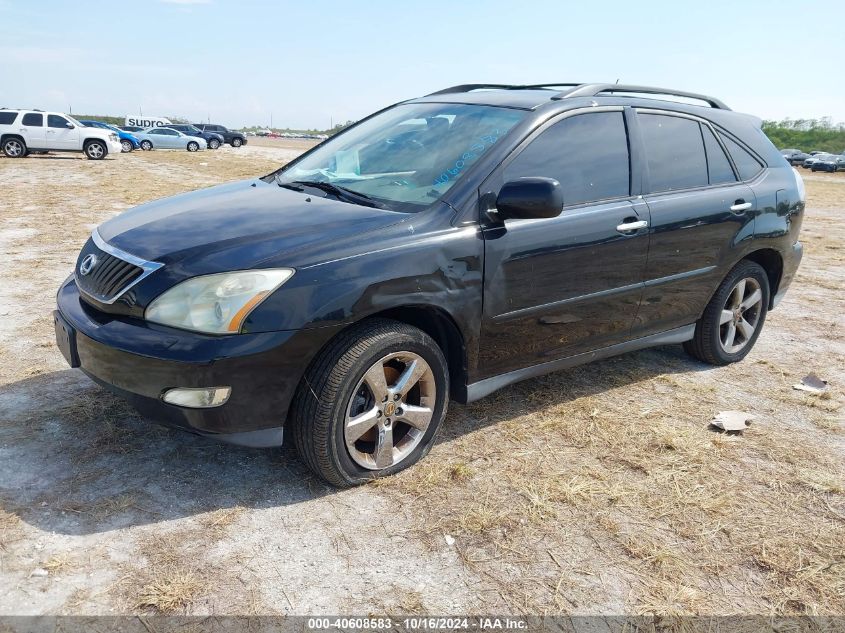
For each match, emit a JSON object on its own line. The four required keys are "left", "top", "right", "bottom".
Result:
{"left": 344, "top": 352, "right": 436, "bottom": 470}
{"left": 5, "top": 140, "right": 23, "bottom": 157}
{"left": 87, "top": 143, "right": 104, "bottom": 159}
{"left": 121, "top": 140, "right": 132, "bottom": 152}
{"left": 719, "top": 277, "right": 763, "bottom": 353}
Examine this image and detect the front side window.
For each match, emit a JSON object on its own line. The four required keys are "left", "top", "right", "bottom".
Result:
{"left": 22, "top": 113, "right": 43, "bottom": 127}
{"left": 274, "top": 103, "right": 526, "bottom": 212}
{"left": 47, "top": 114, "right": 69, "bottom": 128}
{"left": 720, "top": 134, "right": 764, "bottom": 181}
{"left": 503, "top": 111, "right": 630, "bottom": 207}
{"left": 640, "top": 113, "right": 708, "bottom": 192}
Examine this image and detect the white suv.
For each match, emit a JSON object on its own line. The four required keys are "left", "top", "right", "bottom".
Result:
{"left": 0, "top": 109, "right": 123, "bottom": 160}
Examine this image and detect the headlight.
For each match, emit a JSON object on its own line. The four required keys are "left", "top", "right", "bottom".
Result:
{"left": 145, "top": 269, "right": 294, "bottom": 334}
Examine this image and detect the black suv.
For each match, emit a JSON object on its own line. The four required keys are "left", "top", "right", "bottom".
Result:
{"left": 55, "top": 83, "right": 804, "bottom": 486}
{"left": 167, "top": 124, "right": 224, "bottom": 149}
{"left": 194, "top": 123, "right": 247, "bottom": 147}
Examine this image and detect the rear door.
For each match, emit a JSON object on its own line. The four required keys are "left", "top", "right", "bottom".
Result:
{"left": 46, "top": 114, "right": 80, "bottom": 150}
{"left": 19, "top": 112, "right": 46, "bottom": 148}
{"left": 478, "top": 108, "right": 650, "bottom": 378}
{"left": 632, "top": 110, "right": 756, "bottom": 337}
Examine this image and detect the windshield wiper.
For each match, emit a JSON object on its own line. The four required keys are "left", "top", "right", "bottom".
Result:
{"left": 278, "top": 177, "right": 384, "bottom": 209}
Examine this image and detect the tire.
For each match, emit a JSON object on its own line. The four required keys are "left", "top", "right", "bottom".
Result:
{"left": 84, "top": 140, "right": 107, "bottom": 160}
{"left": 120, "top": 139, "right": 133, "bottom": 153}
{"left": 683, "top": 260, "right": 770, "bottom": 366}
{"left": 208, "top": 138, "right": 220, "bottom": 150}
{"left": 289, "top": 318, "right": 449, "bottom": 487}
{"left": 187, "top": 141, "right": 199, "bottom": 152}
{"left": 140, "top": 140, "right": 153, "bottom": 151}
{"left": 2, "top": 137, "right": 26, "bottom": 158}
{"left": 231, "top": 137, "right": 243, "bottom": 147}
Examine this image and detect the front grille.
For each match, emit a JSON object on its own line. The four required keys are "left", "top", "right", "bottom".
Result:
{"left": 74, "top": 237, "right": 144, "bottom": 303}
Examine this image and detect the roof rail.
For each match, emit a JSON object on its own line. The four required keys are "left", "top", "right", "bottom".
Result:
{"left": 554, "top": 84, "right": 730, "bottom": 110}
{"left": 426, "top": 84, "right": 521, "bottom": 96}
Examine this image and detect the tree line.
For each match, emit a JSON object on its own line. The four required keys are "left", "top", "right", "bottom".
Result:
{"left": 762, "top": 118, "right": 845, "bottom": 153}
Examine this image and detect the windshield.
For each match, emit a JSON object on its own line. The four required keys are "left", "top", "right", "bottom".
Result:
{"left": 273, "top": 103, "right": 525, "bottom": 212}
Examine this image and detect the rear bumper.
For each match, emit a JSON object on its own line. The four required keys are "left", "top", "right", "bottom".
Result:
{"left": 773, "top": 241, "right": 803, "bottom": 308}
{"left": 55, "top": 278, "right": 342, "bottom": 445}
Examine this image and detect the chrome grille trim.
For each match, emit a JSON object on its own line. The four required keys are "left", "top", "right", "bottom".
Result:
{"left": 75, "top": 229, "right": 164, "bottom": 305}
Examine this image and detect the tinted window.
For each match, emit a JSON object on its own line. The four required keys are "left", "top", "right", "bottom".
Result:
{"left": 640, "top": 114, "right": 708, "bottom": 192}
{"left": 720, "top": 134, "right": 764, "bottom": 180}
{"left": 701, "top": 125, "right": 736, "bottom": 184}
{"left": 47, "top": 114, "right": 69, "bottom": 128}
{"left": 22, "top": 113, "right": 43, "bottom": 127}
{"left": 504, "top": 112, "right": 630, "bottom": 206}
{"left": 150, "top": 129, "right": 166, "bottom": 135}
{"left": 0, "top": 112, "right": 17, "bottom": 125}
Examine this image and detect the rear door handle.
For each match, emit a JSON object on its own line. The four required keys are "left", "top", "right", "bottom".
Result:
{"left": 616, "top": 220, "right": 648, "bottom": 233}
{"left": 730, "top": 201, "right": 753, "bottom": 213}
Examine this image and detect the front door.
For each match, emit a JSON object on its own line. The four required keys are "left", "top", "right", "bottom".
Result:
{"left": 478, "top": 109, "right": 649, "bottom": 379}
{"left": 46, "top": 114, "right": 80, "bottom": 150}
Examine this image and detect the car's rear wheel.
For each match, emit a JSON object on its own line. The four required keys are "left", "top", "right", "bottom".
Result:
{"left": 187, "top": 141, "right": 199, "bottom": 152}
{"left": 289, "top": 319, "right": 449, "bottom": 487}
{"left": 140, "top": 140, "right": 153, "bottom": 151}
{"left": 2, "top": 137, "right": 26, "bottom": 158}
{"left": 231, "top": 137, "right": 243, "bottom": 147}
{"left": 84, "top": 140, "right": 107, "bottom": 160}
{"left": 684, "top": 260, "right": 769, "bottom": 366}
{"left": 208, "top": 138, "right": 220, "bottom": 150}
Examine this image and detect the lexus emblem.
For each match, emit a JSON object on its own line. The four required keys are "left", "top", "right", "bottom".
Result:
{"left": 79, "top": 253, "right": 98, "bottom": 276}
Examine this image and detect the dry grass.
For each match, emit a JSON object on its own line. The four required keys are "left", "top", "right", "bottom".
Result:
{"left": 133, "top": 568, "right": 204, "bottom": 613}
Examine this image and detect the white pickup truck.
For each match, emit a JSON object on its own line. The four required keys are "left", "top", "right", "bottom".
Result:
{"left": 0, "top": 109, "right": 123, "bottom": 160}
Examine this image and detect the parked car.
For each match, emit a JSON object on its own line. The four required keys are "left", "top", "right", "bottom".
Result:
{"left": 1, "top": 109, "right": 122, "bottom": 159}
{"left": 194, "top": 123, "right": 247, "bottom": 147}
{"left": 780, "top": 148, "right": 810, "bottom": 165}
{"left": 810, "top": 153, "right": 841, "bottom": 172}
{"left": 80, "top": 120, "right": 140, "bottom": 153}
{"left": 54, "top": 83, "right": 804, "bottom": 486}
{"left": 166, "top": 124, "right": 224, "bottom": 149}
{"left": 134, "top": 127, "right": 207, "bottom": 151}
{"left": 802, "top": 155, "right": 822, "bottom": 168}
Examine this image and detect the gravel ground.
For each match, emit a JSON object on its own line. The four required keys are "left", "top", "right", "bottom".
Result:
{"left": 0, "top": 146, "right": 842, "bottom": 616}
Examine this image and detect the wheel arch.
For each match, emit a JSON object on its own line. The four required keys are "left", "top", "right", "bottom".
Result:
{"left": 742, "top": 248, "right": 783, "bottom": 308}
{"left": 83, "top": 137, "right": 109, "bottom": 155}
{"left": 1, "top": 133, "right": 25, "bottom": 145}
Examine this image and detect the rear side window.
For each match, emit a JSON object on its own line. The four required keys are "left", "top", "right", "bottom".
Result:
{"left": 701, "top": 125, "right": 736, "bottom": 184}
{"left": 22, "top": 113, "right": 43, "bottom": 127}
{"left": 504, "top": 111, "right": 630, "bottom": 206}
{"left": 639, "top": 113, "right": 707, "bottom": 192}
{"left": 0, "top": 111, "right": 17, "bottom": 125}
{"left": 47, "top": 114, "right": 69, "bottom": 128}
{"left": 720, "top": 134, "right": 764, "bottom": 181}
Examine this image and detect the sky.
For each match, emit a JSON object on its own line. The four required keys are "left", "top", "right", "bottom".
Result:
{"left": 1, "top": 0, "right": 843, "bottom": 130}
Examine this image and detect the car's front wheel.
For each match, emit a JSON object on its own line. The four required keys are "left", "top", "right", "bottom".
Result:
{"left": 289, "top": 319, "right": 449, "bottom": 487}
{"left": 187, "top": 141, "right": 199, "bottom": 152}
{"left": 208, "top": 138, "right": 220, "bottom": 149}
{"left": 140, "top": 140, "right": 153, "bottom": 151}
{"left": 684, "top": 260, "right": 769, "bottom": 366}
{"left": 120, "top": 139, "right": 133, "bottom": 153}
{"left": 84, "top": 140, "right": 107, "bottom": 160}
{"left": 231, "top": 137, "right": 243, "bottom": 147}
{"left": 2, "top": 137, "right": 26, "bottom": 158}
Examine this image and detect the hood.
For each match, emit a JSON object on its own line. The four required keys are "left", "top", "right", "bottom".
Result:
{"left": 97, "top": 179, "right": 407, "bottom": 269}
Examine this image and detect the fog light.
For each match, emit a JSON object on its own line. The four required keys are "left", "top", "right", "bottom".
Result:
{"left": 162, "top": 386, "right": 231, "bottom": 408}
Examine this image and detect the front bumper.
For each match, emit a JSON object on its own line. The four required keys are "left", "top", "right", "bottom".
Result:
{"left": 107, "top": 139, "right": 124, "bottom": 154}
{"left": 55, "top": 278, "right": 342, "bottom": 446}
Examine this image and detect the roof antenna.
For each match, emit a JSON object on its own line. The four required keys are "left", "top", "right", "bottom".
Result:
{"left": 615, "top": 78, "right": 620, "bottom": 84}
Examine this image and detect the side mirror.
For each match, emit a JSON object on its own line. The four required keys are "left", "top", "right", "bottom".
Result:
{"left": 495, "top": 177, "right": 563, "bottom": 220}
{"left": 66, "top": 122, "right": 75, "bottom": 129}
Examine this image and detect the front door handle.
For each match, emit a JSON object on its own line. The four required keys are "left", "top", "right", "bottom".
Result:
{"left": 616, "top": 219, "right": 648, "bottom": 233}
{"left": 730, "top": 201, "right": 753, "bottom": 213}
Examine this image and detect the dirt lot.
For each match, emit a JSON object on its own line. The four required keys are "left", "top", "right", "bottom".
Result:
{"left": 0, "top": 144, "right": 842, "bottom": 617}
